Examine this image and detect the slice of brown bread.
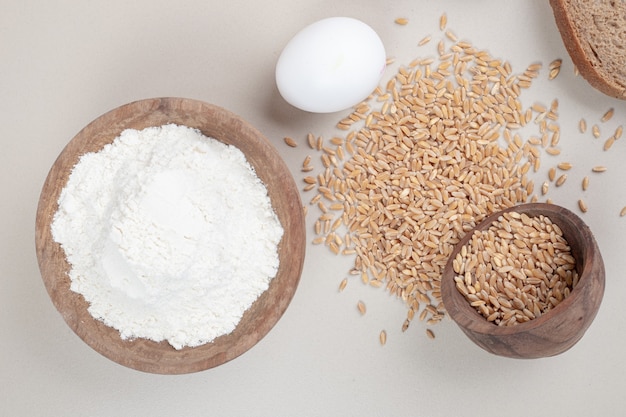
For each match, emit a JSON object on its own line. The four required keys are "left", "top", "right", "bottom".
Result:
{"left": 550, "top": 0, "right": 626, "bottom": 99}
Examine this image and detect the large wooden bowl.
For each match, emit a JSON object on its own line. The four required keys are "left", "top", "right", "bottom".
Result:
{"left": 441, "top": 203, "right": 605, "bottom": 359}
{"left": 35, "top": 98, "right": 306, "bottom": 374}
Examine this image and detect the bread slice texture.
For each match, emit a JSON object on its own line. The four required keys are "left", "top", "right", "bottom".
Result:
{"left": 550, "top": 0, "right": 626, "bottom": 99}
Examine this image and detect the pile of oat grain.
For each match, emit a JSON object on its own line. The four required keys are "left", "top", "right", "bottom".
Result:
{"left": 285, "top": 14, "right": 619, "bottom": 340}
{"left": 452, "top": 211, "right": 579, "bottom": 326}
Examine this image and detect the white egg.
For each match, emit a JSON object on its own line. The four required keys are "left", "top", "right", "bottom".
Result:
{"left": 275, "top": 17, "right": 386, "bottom": 113}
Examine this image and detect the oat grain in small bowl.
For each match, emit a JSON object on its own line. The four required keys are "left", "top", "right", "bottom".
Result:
{"left": 441, "top": 203, "right": 605, "bottom": 359}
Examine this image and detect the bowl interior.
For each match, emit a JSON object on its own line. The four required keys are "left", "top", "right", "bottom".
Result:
{"left": 35, "top": 97, "right": 306, "bottom": 374}
{"left": 441, "top": 203, "right": 598, "bottom": 337}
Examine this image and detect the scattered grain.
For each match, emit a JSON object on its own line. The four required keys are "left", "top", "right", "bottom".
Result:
{"left": 557, "top": 162, "right": 572, "bottom": 170}
{"left": 402, "top": 319, "right": 410, "bottom": 332}
{"left": 555, "top": 174, "right": 567, "bottom": 187}
{"left": 550, "top": 98, "right": 559, "bottom": 113}
{"left": 395, "top": 17, "right": 409, "bottom": 25}
{"left": 339, "top": 278, "right": 348, "bottom": 292}
{"left": 604, "top": 136, "right": 616, "bottom": 151}
{"left": 549, "top": 58, "right": 562, "bottom": 70}
{"left": 579, "top": 118, "right": 587, "bottom": 133}
{"left": 357, "top": 300, "right": 367, "bottom": 315}
{"left": 578, "top": 199, "right": 588, "bottom": 213}
{"left": 592, "top": 166, "right": 607, "bottom": 173}
{"left": 548, "top": 59, "right": 562, "bottom": 80}
{"left": 284, "top": 137, "right": 297, "bottom": 147}
{"left": 548, "top": 67, "right": 560, "bottom": 80}
{"left": 330, "top": 137, "right": 344, "bottom": 146}
{"left": 445, "top": 30, "right": 457, "bottom": 42}
{"left": 303, "top": 19, "right": 566, "bottom": 337}
{"left": 426, "top": 329, "right": 435, "bottom": 339}
{"left": 307, "top": 133, "right": 316, "bottom": 149}
{"left": 439, "top": 13, "right": 447, "bottom": 30}
{"left": 582, "top": 176, "right": 589, "bottom": 191}
{"left": 601, "top": 108, "right": 615, "bottom": 123}
{"left": 548, "top": 167, "right": 556, "bottom": 181}
{"left": 379, "top": 330, "right": 387, "bottom": 345}
{"left": 621, "top": 206, "right": 626, "bottom": 217}
{"left": 592, "top": 124, "right": 601, "bottom": 138}
{"left": 302, "top": 155, "right": 313, "bottom": 172}
{"left": 418, "top": 35, "right": 432, "bottom": 46}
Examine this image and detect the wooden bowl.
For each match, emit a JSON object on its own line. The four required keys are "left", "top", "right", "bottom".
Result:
{"left": 441, "top": 203, "right": 605, "bottom": 359}
{"left": 35, "top": 98, "right": 306, "bottom": 374}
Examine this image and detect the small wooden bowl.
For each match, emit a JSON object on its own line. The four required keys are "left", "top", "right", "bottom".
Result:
{"left": 35, "top": 98, "right": 306, "bottom": 374}
{"left": 441, "top": 203, "right": 605, "bottom": 359}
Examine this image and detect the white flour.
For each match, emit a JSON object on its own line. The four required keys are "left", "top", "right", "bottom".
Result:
{"left": 51, "top": 124, "right": 284, "bottom": 349}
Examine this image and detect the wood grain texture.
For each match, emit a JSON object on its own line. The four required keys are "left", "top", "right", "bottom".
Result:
{"left": 441, "top": 203, "right": 605, "bottom": 359}
{"left": 35, "top": 97, "right": 306, "bottom": 374}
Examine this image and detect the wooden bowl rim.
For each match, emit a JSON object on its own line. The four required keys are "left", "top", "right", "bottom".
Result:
{"left": 35, "top": 97, "right": 306, "bottom": 374}
{"left": 441, "top": 202, "right": 601, "bottom": 336}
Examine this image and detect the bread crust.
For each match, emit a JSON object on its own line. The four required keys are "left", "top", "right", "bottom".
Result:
{"left": 549, "top": 0, "right": 626, "bottom": 99}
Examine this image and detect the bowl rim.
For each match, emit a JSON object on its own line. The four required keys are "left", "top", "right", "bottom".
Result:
{"left": 35, "top": 97, "right": 306, "bottom": 374}
{"left": 441, "top": 202, "right": 600, "bottom": 336}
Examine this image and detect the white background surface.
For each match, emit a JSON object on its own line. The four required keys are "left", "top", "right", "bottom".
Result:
{"left": 2, "top": 1, "right": 625, "bottom": 416}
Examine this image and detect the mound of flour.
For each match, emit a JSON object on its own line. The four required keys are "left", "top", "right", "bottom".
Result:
{"left": 51, "top": 124, "right": 283, "bottom": 349}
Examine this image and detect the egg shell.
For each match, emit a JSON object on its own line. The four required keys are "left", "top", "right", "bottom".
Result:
{"left": 275, "top": 17, "right": 386, "bottom": 113}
